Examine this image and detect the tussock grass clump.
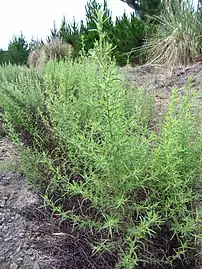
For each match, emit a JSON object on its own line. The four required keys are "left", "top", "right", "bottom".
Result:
{"left": 27, "top": 38, "right": 75, "bottom": 69}
{"left": 0, "top": 9, "right": 201, "bottom": 269}
{"left": 139, "top": 0, "right": 202, "bottom": 66}
{"left": 27, "top": 49, "right": 42, "bottom": 69}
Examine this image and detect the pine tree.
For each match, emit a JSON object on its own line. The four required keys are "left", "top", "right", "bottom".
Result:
{"left": 120, "top": 0, "right": 162, "bottom": 19}
{"left": 8, "top": 32, "right": 29, "bottom": 65}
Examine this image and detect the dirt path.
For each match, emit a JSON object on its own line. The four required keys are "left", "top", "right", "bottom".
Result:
{"left": 0, "top": 137, "right": 39, "bottom": 269}
{"left": 0, "top": 137, "right": 60, "bottom": 269}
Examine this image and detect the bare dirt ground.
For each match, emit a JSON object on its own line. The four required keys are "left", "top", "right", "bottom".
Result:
{"left": 123, "top": 62, "right": 202, "bottom": 123}
{"left": 0, "top": 137, "right": 55, "bottom": 269}
{"left": 0, "top": 63, "right": 202, "bottom": 269}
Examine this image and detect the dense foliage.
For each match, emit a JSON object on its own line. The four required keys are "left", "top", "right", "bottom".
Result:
{"left": 0, "top": 0, "right": 202, "bottom": 67}
{"left": 0, "top": 10, "right": 201, "bottom": 268}
{"left": 47, "top": 0, "right": 145, "bottom": 65}
{"left": 0, "top": 0, "right": 146, "bottom": 66}
{"left": 121, "top": 0, "right": 162, "bottom": 19}
{"left": 0, "top": 33, "right": 30, "bottom": 66}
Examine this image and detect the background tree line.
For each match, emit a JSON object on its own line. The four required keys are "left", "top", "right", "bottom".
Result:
{"left": 0, "top": 0, "right": 201, "bottom": 67}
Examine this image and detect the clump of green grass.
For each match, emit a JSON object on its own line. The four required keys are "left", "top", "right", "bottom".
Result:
{"left": 137, "top": 0, "right": 202, "bottom": 66}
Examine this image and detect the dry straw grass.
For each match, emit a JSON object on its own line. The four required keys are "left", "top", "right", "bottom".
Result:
{"left": 134, "top": 0, "right": 202, "bottom": 67}
{"left": 27, "top": 38, "right": 75, "bottom": 69}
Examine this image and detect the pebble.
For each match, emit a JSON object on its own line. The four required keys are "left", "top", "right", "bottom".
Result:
{"left": 0, "top": 199, "right": 6, "bottom": 207}
{"left": 10, "top": 262, "right": 19, "bottom": 269}
{"left": 22, "top": 242, "right": 29, "bottom": 250}
{"left": 33, "top": 261, "right": 40, "bottom": 269}
{"left": 18, "top": 232, "right": 24, "bottom": 238}
{"left": 26, "top": 248, "right": 33, "bottom": 255}
{"left": 0, "top": 256, "right": 5, "bottom": 262}
{"left": 16, "top": 245, "right": 21, "bottom": 253}
{"left": 15, "top": 257, "right": 23, "bottom": 265}
{"left": 30, "top": 256, "right": 36, "bottom": 261}
{"left": 4, "top": 235, "right": 13, "bottom": 242}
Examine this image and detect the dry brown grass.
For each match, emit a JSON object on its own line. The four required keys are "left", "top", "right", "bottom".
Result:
{"left": 27, "top": 38, "right": 75, "bottom": 69}
{"left": 133, "top": 1, "right": 202, "bottom": 67}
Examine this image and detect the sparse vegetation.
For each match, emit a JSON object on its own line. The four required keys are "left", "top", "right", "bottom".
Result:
{"left": 0, "top": 8, "right": 201, "bottom": 269}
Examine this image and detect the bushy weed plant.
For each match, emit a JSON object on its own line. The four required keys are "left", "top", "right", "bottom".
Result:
{"left": 0, "top": 64, "right": 48, "bottom": 146}
{"left": 0, "top": 8, "right": 201, "bottom": 269}
{"left": 42, "top": 10, "right": 201, "bottom": 268}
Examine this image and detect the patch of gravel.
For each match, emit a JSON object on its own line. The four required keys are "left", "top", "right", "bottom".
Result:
{"left": 0, "top": 137, "right": 57, "bottom": 269}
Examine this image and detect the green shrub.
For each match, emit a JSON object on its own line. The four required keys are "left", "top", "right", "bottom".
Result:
{"left": 42, "top": 10, "right": 201, "bottom": 268}
{"left": 0, "top": 8, "right": 201, "bottom": 269}
{"left": 112, "top": 13, "right": 145, "bottom": 65}
{"left": 0, "top": 50, "right": 11, "bottom": 65}
{"left": 0, "top": 64, "right": 46, "bottom": 145}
